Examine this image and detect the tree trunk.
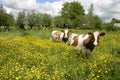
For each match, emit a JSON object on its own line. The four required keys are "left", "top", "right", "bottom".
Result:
{"left": 4, "top": 26, "right": 10, "bottom": 32}
{"left": 19, "top": 24, "right": 25, "bottom": 30}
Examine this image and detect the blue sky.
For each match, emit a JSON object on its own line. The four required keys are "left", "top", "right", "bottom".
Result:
{"left": 36, "top": 0, "right": 59, "bottom": 3}
{"left": 0, "top": 0, "right": 3, "bottom": 7}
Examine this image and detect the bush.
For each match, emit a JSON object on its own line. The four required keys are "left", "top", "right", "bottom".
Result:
{"left": 104, "top": 23, "right": 117, "bottom": 31}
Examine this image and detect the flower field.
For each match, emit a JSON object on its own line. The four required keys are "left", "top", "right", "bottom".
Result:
{"left": 0, "top": 30, "right": 120, "bottom": 80}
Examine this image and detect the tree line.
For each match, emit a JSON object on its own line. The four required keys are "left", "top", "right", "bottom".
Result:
{"left": 0, "top": 1, "right": 119, "bottom": 32}
{"left": 0, "top": 8, "right": 15, "bottom": 31}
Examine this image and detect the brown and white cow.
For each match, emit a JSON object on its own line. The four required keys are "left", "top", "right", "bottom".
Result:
{"left": 68, "top": 31, "right": 105, "bottom": 57}
{"left": 50, "top": 29, "right": 71, "bottom": 43}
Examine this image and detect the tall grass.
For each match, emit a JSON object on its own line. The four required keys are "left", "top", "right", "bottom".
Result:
{"left": 0, "top": 29, "right": 120, "bottom": 80}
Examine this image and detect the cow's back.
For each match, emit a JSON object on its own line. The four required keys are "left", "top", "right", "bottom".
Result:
{"left": 51, "top": 30, "right": 62, "bottom": 41}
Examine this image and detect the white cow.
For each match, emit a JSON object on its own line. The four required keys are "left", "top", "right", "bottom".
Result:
{"left": 68, "top": 31, "right": 105, "bottom": 57}
{"left": 50, "top": 29, "right": 71, "bottom": 43}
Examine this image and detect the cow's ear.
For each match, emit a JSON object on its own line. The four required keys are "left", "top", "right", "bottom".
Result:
{"left": 69, "top": 29, "right": 72, "bottom": 32}
{"left": 88, "top": 32, "right": 93, "bottom": 35}
{"left": 100, "top": 32, "right": 105, "bottom": 36}
{"left": 60, "top": 30, "right": 64, "bottom": 32}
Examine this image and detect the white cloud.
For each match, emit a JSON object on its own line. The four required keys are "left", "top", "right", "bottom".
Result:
{"left": 2, "top": 0, "right": 120, "bottom": 22}
{"left": 95, "top": 0, "right": 120, "bottom": 22}
{"left": 3, "top": 0, "right": 36, "bottom": 10}
{"left": 35, "top": 1, "right": 63, "bottom": 16}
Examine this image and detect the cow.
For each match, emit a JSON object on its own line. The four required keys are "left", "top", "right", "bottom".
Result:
{"left": 68, "top": 31, "right": 105, "bottom": 57}
{"left": 50, "top": 29, "right": 71, "bottom": 43}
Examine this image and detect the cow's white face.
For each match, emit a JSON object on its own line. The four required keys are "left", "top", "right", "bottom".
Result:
{"left": 93, "top": 31, "right": 105, "bottom": 46}
{"left": 62, "top": 29, "right": 71, "bottom": 43}
{"left": 93, "top": 31, "right": 99, "bottom": 46}
{"left": 64, "top": 29, "right": 69, "bottom": 38}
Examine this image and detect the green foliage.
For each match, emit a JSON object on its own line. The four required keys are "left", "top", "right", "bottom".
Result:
{"left": 0, "top": 7, "right": 6, "bottom": 26}
{"left": 0, "top": 30, "right": 120, "bottom": 80}
{"left": 54, "top": 16, "right": 64, "bottom": 28}
{"left": 85, "top": 4, "right": 103, "bottom": 30}
{"left": 27, "top": 11, "right": 52, "bottom": 30}
{"left": 3, "top": 13, "right": 15, "bottom": 26}
{"left": 93, "top": 15, "right": 102, "bottom": 29}
{"left": 27, "top": 11, "right": 37, "bottom": 29}
{"left": 104, "top": 23, "right": 117, "bottom": 31}
{"left": 111, "top": 18, "right": 120, "bottom": 23}
{"left": 61, "top": 1, "right": 84, "bottom": 19}
{"left": 41, "top": 14, "right": 52, "bottom": 28}
{"left": 17, "top": 11, "right": 52, "bottom": 30}
{"left": 17, "top": 11, "right": 26, "bottom": 30}
{"left": 0, "top": 7, "right": 15, "bottom": 31}
{"left": 86, "top": 4, "right": 94, "bottom": 26}
{"left": 60, "top": 1, "right": 85, "bottom": 28}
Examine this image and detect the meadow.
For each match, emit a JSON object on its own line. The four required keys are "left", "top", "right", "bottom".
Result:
{"left": 0, "top": 29, "right": 120, "bottom": 80}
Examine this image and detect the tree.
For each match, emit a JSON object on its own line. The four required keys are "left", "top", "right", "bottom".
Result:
{"left": 54, "top": 15, "right": 70, "bottom": 28}
{"left": 41, "top": 14, "right": 52, "bottom": 29}
{"left": 93, "top": 15, "right": 102, "bottom": 29}
{"left": 3, "top": 13, "right": 15, "bottom": 31}
{"left": 0, "top": 7, "right": 15, "bottom": 31}
{"left": 27, "top": 10, "right": 37, "bottom": 30}
{"left": 61, "top": 2, "right": 84, "bottom": 19}
{"left": 34, "top": 13, "right": 42, "bottom": 30}
{"left": 86, "top": 4, "right": 94, "bottom": 26}
{"left": 111, "top": 18, "right": 120, "bottom": 23}
{"left": 0, "top": 7, "right": 5, "bottom": 31}
{"left": 17, "top": 11, "right": 26, "bottom": 30}
{"left": 60, "top": 1, "right": 85, "bottom": 28}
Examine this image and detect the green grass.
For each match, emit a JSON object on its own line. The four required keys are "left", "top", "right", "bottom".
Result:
{"left": 0, "top": 29, "right": 120, "bottom": 80}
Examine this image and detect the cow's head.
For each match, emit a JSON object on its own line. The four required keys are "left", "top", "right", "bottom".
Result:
{"left": 83, "top": 32, "right": 95, "bottom": 51}
{"left": 62, "top": 29, "right": 71, "bottom": 43}
{"left": 93, "top": 31, "right": 105, "bottom": 46}
{"left": 83, "top": 31, "right": 105, "bottom": 51}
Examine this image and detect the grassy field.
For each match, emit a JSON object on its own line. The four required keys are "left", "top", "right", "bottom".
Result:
{"left": 0, "top": 29, "right": 120, "bottom": 80}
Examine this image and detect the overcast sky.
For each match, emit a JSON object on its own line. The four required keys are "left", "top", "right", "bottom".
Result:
{"left": 2, "top": 0, "right": 120, "bottom": 22}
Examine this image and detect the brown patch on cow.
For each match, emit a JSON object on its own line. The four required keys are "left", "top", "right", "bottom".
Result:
{"left": 84, "top": 32, "right": 94, "bottom": 45}
{"left": 83, "top": 32, "right": 95, "bottom": 51}
{"left": 55, "top": 31, "right": 61, "bottom": 40}
{"left": 72, "top": 36, "right": 78, "bottom": 47}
